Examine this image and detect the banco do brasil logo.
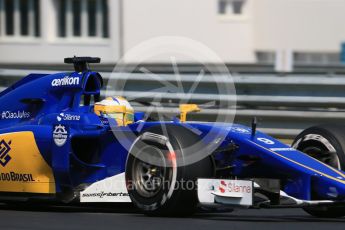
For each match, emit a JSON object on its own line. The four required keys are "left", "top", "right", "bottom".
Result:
{"left": 0, "top": 140, "right": 12, "bottom": 167}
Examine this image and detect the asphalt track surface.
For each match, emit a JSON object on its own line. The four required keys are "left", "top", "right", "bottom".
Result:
{"left": 0, "top": 203, "right": 345, "bottom": 230}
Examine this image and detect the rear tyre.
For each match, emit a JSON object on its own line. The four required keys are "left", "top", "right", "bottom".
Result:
{"left": 292, "top": 124, "right": 345, "bottom": 218}
{"left": 125, "top": 125, "right": 215, "bottom": 216}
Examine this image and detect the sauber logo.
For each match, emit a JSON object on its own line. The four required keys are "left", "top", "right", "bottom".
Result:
{"left": 53, "top": 125, "right": 68, "bottom": 147}
{"left": 51, "top": 76, "right": 79, "bottom": 87}
{"left": 0, "top": 140, "right": 12, "bottom": 167}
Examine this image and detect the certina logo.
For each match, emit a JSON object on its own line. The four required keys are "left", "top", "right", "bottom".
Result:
{"left": 51, "top": 76, "right": 80, "bottom": 87}
{"left": 53, "top": 125, "right": 68, "bottom": 147}
{"left": 217, "top": 180, "right": 251, "bottom": 194}
{"left": 57, "top": 113, "right": 81, "bottom": 122}
{"left": 0, "top": 140, "right": 11, "bottom": 167}
{"left": 1, "top": 111, "right": 30, "bottom": 120}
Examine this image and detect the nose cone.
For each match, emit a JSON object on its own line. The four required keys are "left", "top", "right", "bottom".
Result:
{"left": 312, "top": 175, "right": 345, "bottom": 200}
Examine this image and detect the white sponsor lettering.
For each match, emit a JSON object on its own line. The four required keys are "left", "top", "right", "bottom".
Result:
{"left": 57, "top": 113, "right": 80, "bottom": 122}
{"left": 1, "top": 111, "right": 30, "bottom": 120}
{"left": 231, "top": 127, "right": 250, "bottom": 134}
{"left": 257, "top": 138, "right": 275, "bottom": 145}
{"left": 270, "top": 147, "right": 295, "bottom": 152}
{"left": 51, "top": 76, "right": 80, "bottom": 87}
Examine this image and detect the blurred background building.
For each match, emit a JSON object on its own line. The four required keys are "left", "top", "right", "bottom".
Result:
{"left": 0, "top": 0, "right": 345, "bottom": 70}
{"left": 2, "top": 0, "right": 345, "bottom": 140}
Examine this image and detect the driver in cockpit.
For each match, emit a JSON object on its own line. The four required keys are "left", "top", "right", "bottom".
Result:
{"left": 94, "top": 96, "right": 134, "bottom": 126}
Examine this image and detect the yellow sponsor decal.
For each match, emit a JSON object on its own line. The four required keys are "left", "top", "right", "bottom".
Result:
{"left": 0, "top": 132, "right": 55, "bottom": 194}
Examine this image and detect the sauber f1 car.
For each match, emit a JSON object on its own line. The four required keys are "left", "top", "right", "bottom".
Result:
{"left": 1, "top": 57, "right": 345, "bottom": 218}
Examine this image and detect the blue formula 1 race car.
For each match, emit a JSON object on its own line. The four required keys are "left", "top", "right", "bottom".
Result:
{"left": 1, "top": 57, "right": 345, "bottom": 218}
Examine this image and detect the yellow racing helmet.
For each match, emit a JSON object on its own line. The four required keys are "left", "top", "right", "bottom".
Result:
{"left": 94, "top": 97, "right": 134, "bottom": 126}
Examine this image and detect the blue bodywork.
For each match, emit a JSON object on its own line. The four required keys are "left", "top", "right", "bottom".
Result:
{"left": 1, "top": 69, "right": 345, "bottom": 202}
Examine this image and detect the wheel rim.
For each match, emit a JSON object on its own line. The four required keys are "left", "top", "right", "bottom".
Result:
{"left": 132, "top": 145, "right": 168, "bottom": 198}
{"left": 302, "top": 146, "right": 341, "bottom": 170}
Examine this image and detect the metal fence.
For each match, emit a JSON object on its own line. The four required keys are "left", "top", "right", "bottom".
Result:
{"left": 1, "top": 68, "right": 345, "bottom": 139}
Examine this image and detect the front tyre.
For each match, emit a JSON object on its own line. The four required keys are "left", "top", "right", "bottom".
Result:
{"left": 125, "top": 125, "right": 215, "bottom": 216}
{"left": 292, "top": 124, "right": 345, "bottom": 218}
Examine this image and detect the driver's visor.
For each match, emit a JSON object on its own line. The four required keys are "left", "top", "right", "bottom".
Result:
{"left": 104, "top": 112, "right": 124, "bottom": 120}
